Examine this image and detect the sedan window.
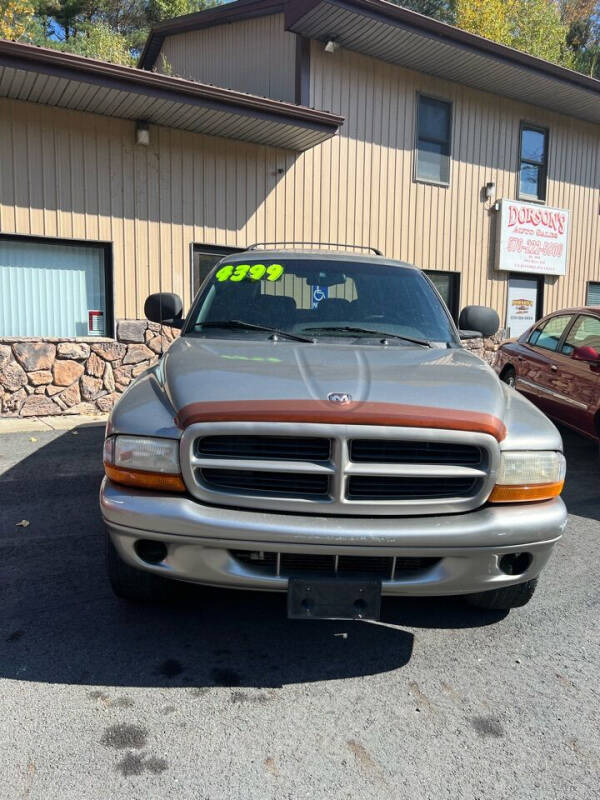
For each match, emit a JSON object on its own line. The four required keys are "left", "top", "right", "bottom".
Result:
{"left": 561, "top": 315, "right": 600, "bottom": 356}
{"left": 530, "top": 315, "right": 572, "bottom": 352}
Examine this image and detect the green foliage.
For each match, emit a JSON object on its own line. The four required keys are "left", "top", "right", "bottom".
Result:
{"left": 147, "top": 0, "right": 199, "bottom": 23}
{"left": 11, "top": 0, "right": 600, "bottom": 78}
{"left": 560, "top": 0, "right": 600, "bottom": 76}
{"left": 395, "top": 0, "right": 600, "bottom": 73}
{"left": 516, "top": 0, "right": 574, "bottom": 65}
{"left": 0, "top": 0, "right": 36, "bottom": 40}
{"left": 23, "top": 0, "right": 219, "bottom": 64}
{"left": 394, "top": 0, "right": 456, "bottom": 23}
{"left": 53, "top": 22, "right": 136, "bottom": 64}
{"left": 455, "top": 0, "right": 573, "bottom": 66}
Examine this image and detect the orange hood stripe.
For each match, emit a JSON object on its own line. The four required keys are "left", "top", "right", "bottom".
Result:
{"left": 175, "top": 400, "right": 507, "bottom": 441}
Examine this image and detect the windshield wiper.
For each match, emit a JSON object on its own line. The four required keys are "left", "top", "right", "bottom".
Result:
{"left": 194, "top": 320, "right": 314, "bottom": 343}
{"left": 300, "top": 326, "right": 432, "bottom": 347}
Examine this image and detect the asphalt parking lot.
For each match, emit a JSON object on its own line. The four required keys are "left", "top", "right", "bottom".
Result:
{"left": 1, "top": 422, "right": 599, "bottom": 799}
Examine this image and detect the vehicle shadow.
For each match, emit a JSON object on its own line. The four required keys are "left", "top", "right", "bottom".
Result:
{"left": 560, "top": 427, "right": 599, "bottom": 522}
{"left": 1, "top": 423, "right": 511, "bottom": 689}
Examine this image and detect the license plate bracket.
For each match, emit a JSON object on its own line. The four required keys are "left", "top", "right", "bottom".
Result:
{"left": 287, "top": 576, "right": 381, "bottom": 620}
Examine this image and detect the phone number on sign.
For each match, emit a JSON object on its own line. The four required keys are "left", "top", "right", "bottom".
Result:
{"left": 507, "top": 237, "right": 563, "bottom": 258}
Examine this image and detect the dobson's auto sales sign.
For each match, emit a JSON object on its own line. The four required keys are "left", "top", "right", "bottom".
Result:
{"left": 496, "top": 199, "right": 569, "bottom": 276}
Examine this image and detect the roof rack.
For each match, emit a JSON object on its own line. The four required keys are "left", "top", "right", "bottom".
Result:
{"left": 246, "top": 241, "right": 384, "bottom": 256}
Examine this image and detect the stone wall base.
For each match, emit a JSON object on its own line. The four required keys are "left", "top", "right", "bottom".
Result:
{"left": 0, "top": 321, "right": 178, "bottom": 417}
{"left": 1, "top": 323, "right": 506, "bottom": 417}
{"left": 461, "top": 330, "right": 507, "bottom": 367}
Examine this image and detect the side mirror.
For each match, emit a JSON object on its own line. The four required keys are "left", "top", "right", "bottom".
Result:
{"left": 144, "top": 293, "right": 184, "bottom": 328}
{"left": 458, "top": 305, "right": 499, "bottom": 338}
{"left": 572, "top": 345, "right": 600, "bottom": 362}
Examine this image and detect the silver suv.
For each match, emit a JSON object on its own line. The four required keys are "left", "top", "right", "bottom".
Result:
{"left": 100, "top": 249, "right": 567, "bottom": 619}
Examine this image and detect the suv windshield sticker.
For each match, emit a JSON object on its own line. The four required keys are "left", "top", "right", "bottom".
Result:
{"left": 215, "top": 263, "right": 285, "bottom": 283}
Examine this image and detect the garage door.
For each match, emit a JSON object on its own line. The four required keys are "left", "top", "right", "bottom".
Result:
{"left": 0, "top": 239, "right": 108, "bottom": 338}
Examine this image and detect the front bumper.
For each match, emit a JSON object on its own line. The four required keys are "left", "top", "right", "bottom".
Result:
{"left": 100, "top": 478, "right": 567, "bottom": 596}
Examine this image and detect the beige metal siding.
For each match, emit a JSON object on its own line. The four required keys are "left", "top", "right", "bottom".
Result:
{"left": 1, "top": 41, "right": 599, "bottom": 328}
{"left": 0, "top": 97, "right": 297, "bottom": 319}
{"left": 157, "top": 15, "right": 297, "bottom": 103}
{"left": 309, "top": 44, "right": 600, "bottom": 318}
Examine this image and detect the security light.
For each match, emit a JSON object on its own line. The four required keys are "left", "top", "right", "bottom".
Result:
{"left": 136, "top": 121, "right": 150, "bottom": 146}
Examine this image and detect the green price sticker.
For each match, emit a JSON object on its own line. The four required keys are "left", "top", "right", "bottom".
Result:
{"left": 215, "top": 263, "right": 285, "bottom": 283}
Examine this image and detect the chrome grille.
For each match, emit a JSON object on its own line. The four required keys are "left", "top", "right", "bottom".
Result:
{"left": 350, "top": 439, "right": 483, "bottom": 466}
{"left": 200, "top": 467, "right": 329, "bottom": 498}
{"left": 181, "top": 422, "right": 499, "bottom": 516}
{"left": 197, "top": 435, "right": 330, "bottom": 461}
{"left": 347, "top": 475, "right": 479, "bottom": 499}
{"left": 231, "top": 550, "right": 440, "bottom": 580}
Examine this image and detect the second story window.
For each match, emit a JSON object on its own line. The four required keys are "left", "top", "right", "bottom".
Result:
{"left": 519, "top": 125, "right": 548, "bottom": 202}
{"left": 415, "top": 95, "right": 451, "bottom": 185}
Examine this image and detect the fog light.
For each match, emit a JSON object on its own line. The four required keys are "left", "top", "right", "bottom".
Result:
{"left": 135, "top": 539, "right": 168, "bottom": 564}
{"left": 499, "top": 552, "right": 532, "bottom": 575}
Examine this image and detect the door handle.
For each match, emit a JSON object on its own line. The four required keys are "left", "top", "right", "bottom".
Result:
{"left": 551, "top": 364, "right": 558, "bottom": 372}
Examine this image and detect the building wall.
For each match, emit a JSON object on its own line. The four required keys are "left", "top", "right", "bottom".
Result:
{"left": 1, "top": 46, "right": 599, "bottom": 327}
{"left": 0, "top": 96, "right": 300, "bottom": 319}
{"left": 156, "top": 14, "right": 297, "bottom": 103}
{"left": 308, "top": 44, "right": 600, "bottom": 315}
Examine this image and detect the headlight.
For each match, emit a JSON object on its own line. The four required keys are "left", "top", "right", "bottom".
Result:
{"left": 103, "top": 435, "right": 185, "bottom": 492}
{"left": 489, "top": 451, "right": 566, "bottom": 503}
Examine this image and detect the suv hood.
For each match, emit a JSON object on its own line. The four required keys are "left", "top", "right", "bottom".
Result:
{"left": 162, "top": 337, "right": 507, "bottom": 440}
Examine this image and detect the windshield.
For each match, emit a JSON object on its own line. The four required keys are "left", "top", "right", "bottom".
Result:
{"left": 185, "top": 258, "right": 458, "bottom": 345}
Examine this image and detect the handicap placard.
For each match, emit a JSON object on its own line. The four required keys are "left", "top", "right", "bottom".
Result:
{"left": 311, "top": 285, "right": 328, "bottom": 309}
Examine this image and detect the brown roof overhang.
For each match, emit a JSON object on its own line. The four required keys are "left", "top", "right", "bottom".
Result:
{"left": 0, "top": 39, "right": 343, "bottom": 151}
{"left": 285, "top": 0, "right": 600, "bottom": 125}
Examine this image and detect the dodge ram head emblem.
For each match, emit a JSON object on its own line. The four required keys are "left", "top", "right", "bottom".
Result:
{"left": 327, "top": 392, "right": 352, "bottom": 405}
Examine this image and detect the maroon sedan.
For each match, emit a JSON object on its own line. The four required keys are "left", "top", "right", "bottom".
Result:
{"left": 495, "top": 307, "right": 600, "bottom": 442}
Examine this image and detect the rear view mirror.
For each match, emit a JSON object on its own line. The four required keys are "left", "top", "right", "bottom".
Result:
{"left": 458, "top": 305, "right": 499, "bottom": 338}
{"left": 302, "top": 272, "right": 346, "bottom": 287}
{"left": 144, "top": 293, "right": 184, "bottom": 328}
{"left": 572, "top": 345, "right": 600, "bottom": 362}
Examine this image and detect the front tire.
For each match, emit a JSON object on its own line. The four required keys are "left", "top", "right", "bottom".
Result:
{"left": 105, "top": 529, "right": 169, "bottom": 603}
{"left": 465, "top": 578, "right": 538, "bottom": 610}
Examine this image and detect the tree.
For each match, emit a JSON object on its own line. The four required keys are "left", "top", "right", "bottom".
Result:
{"left": 455, "top": 0, "right": 513, "bottom": 43}
{"left": 455, "top": 0, "right": 573, "bottom": 66}
{"left": 147, "top": 0, "right": 198, "bottom": 23}
{"left": 27, "top": 0, "right": 222, "bottom": 64}
{"left": 32, "top": 0, "right": 147, "bottom": 61}
{"left": 55, "top": 22, "right": 136, "bottom": 64}
{"left": 0, "top": 0, "right": 36, "bottom": 40}
{"left": 560, "top": 0, "right": 600, "bottom": 76}
{"left": 393, "top": 0, "right": 456, "bottom": 23}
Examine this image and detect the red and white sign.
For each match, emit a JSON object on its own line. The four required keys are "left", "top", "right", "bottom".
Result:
{"left": 88, "top": 310, "right": 104, "bottom": 336}
{"left": 496, "top": 199, "right": 569, "bottom": 276}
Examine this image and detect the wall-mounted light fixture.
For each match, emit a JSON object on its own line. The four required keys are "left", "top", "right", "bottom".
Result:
{"left": 485, "top": 181, "right": 496, "bottom": 201}
{"left": 136, "top": 121, "right": 150, "bottom": 146}
{"left": 324, "top": 39, "right": 339, "bottom": 53}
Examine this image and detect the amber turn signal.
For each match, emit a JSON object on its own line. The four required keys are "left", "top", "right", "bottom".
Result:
{"left": 488, "top": 481, "right": 564, "bottom": 504}
{"left": 104, "top": 463, "right": 186, "bottom": 492}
